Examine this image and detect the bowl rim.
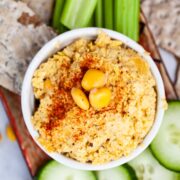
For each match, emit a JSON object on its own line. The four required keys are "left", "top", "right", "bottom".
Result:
{"left": 21, "top": 27, "right": 165, "bottom": 170}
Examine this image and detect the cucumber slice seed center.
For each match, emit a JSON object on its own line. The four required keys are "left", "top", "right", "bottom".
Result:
{"left": 168, "top": 124, "right": 180, "bottom": 147}
{"left": 137, "top": 163, "right": 154, "bottom": 180}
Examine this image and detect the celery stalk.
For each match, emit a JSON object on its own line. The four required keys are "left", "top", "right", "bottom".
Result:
{"left": 114, "top": 0, "right": 123, "bottom": 32}
{"left": 60, "top": 0, "right": 97, "bottom": 29}
{"left": 122, "top": 0, "right": 129, "bottom": 36}
{"left": 88, "top": 13, "right": 95, "bottom": 27}
{"left": 114, "top": 0, "right": 140, "bottom": 41}
{"left": 133, "top": 0, "right": 140, "bottom": 41}
{"left": 104, "top": 0, "right": 113, "bottom": 29}
{"left": 52, "top": 0, "right": 65, "bottom": 32}
{"left": 127, "top": 0, "right": 134, "bottom": 38}
{"left": 127, "top": 0, "right": 139, "bottom": 41}
{"left": 95, "top": 0, "right": 103, "bottom": 27}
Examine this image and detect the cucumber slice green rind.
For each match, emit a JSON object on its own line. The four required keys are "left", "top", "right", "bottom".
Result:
{"left": 97, "top": 164, "right": 137, "bottom": 180}
{"left": 151, "top": 101, "right": 180, "bottom": 172}
{"left": 35, "top": 160, "right": 52, "bottom": 180}
{"left": 128, "top": 148, "right": 180, "bottom": 180}
{"left": 36, "top": 160, "right": 96, "bottom": 180}
{"left": 122, "top": 164, "right": 138, "bottom": 180}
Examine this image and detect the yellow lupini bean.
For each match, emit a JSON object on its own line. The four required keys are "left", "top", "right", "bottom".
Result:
{"left": 81, "top": 69, "right": 106, "bottom": 91}
{"left": 71, "top": 87, "right": 89, "bottom": 110}
{"left": 89, "top": 87, "right": 111, "bottom": 109}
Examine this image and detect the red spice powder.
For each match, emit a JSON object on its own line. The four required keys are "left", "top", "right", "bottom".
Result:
{"left": 73, "top": 130, "right": 85, "bottom": 141}
{"left": 43, "top": 88, "right": 74, "bottom": 131}
{"left": 80, "top": 54, "right": 95, "bottom": 70}
{"left": 42, "top": 54, "right": 98, "bottom": 133}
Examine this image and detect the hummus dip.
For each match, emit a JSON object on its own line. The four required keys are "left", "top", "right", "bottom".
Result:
{"left": 32, "top": 32, "right": 156, "bottom": 164}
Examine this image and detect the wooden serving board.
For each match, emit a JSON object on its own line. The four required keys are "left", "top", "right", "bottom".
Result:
{"left": 0, "top": 11, "right": 178, "bottom": 178}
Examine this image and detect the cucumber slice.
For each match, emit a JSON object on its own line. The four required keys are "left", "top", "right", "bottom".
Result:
{"left": 151, "top": 101, "right": 180, "bottom": 172}
{"left": 97, "top": 164, "right": 137, "bottom": 180}
{"left": 36, "top": 160, "right": 96, "bottom": 180}
{"left": 128, "top": 148, "right": 180, "bottom": 180}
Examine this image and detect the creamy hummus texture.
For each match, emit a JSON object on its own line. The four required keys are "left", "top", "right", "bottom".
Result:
{"left": 32, "top": 32, "right": 156, "bottom": 164}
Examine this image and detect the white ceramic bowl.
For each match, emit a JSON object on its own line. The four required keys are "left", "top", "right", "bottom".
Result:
{"left": 21, "top": 28, "right": 165, "bottom": 170}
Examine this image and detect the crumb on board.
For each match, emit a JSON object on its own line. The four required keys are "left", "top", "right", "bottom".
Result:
{"left": 6, "top": 124, "right": 16, "bottom": 141}
{"left": 0, "top": 132, "right": 2, "bottom": 142}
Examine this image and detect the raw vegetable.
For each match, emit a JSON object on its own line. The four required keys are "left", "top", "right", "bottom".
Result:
{"left": 114, "top": 0, "right": 140, "bottom": 41}
{"left": 122, "top": 0, "right": 129, "bottom": 36}
{"left": 88, "top": 13, "right": 95, "bottom": 27}
{"left": 104, "top": 0, "right": 113, "bottom": 29}
{"left": 52, "top": 0, "right": 65, "bottom": 32}
{"left": 128, "top": 148, "right": 180, "bottom": 180}
{"left": 52, "top": 0, "right": 140, "bottom": 41}
{"left": 114, "top": 0, "right": 128, "bottom": 35}
{"left": 95, "top": 0, "right": 103, "bottom": 27}
{"left": 151, "top": 101, "right": 180, "bottom": 172}
{"left": 97, "top": 164, "right": 137, "bottom": 180}
{"left": 131, "top": 0, "right": 140, "bottom": 41}
{"left": 60, "top": 0, "right": 97, "bottom": 29}
{"left": 36, "top": 160, "right": 96, "bottom": 180}
{"left": 127, "top": 0, "right": 135, "bottom": 38}
{"left": 114, "top": 0, "right": 123, "bottom": 33}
